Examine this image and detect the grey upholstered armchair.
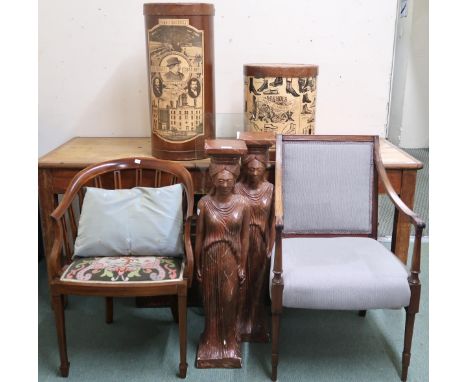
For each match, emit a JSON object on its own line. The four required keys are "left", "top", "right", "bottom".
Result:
{"left": 270, "top": 135, "right": 425, "bottom": 381}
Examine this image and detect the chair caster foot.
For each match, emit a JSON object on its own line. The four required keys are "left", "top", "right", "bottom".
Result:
{"left": 271, "top": 361, "right": 278, "bottom": 381}
{"left": 401, "top": 351, "right": 411, "bottom": 381}
{"left": 178, "top": 363, "right": 188, "bottom": 378}
{"left": 59, "top": 362, "right": 70, "bottom": 377}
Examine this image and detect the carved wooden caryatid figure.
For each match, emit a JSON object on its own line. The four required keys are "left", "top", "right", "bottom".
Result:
{"left": 236, "top": 132, "right": 276, "bottom": 343}
{"left": 195, "top": 139, "right": 250, "bottom": 368}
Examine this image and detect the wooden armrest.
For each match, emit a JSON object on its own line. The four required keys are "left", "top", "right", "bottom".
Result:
{"left": 51, "top": 188, "right": 80, "bottom": 221}
{"left": 374, "top": 139, "right": 425, "bottom": 275}
{"left": 183, "top": 215, "right": 194, "bottom": 286}
{"left": 272, "top": 134, "right": 284, "bottom": 279}
{"left": 47, "top": 219, "right": 65, "bottom": 279}
{"left": 275, "top": 215, "right": 283, "bottom": 229}
{"left": 275, "top": 134, "right": 284, "bottom": 229}
{"left": 408, "top": 224, "right": 424, "bottom": 280}
{"left": 46, "top": 182, "right": 80, "bottom": 278}
{"left": 272, "top": 224, "right": 283, "bottom": 276}
{"left": 374, "top": 140, "right": 425, "bottom": 230}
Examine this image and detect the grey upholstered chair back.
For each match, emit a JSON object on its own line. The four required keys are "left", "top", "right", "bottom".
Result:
{"left": 282, "top": 139, "right": 375, "bottom": 234}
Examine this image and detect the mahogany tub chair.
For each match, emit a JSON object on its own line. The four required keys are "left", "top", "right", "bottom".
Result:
{"left": 271, "top": 135, "right": 425, "bottom": 381}
{"left": 46, "top": 157, "right": 194, "bottom": 378}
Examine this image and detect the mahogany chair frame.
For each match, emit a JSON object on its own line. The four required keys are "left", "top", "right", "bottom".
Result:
{"left": 271, "top": 135, "right": 425, "bottom": 381}
{"left": 46, "top": 157, "right": 194, "bottom": 378}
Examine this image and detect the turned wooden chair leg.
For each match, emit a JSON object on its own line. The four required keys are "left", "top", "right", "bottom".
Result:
{"left": 401, "top": 307, "right": 417, "bottom": 381}
{"left": 105, "top": 297, "right": 113, "bottom": 324}
{"left": 52, "top": 295, "right": 70, "bottom": 377}
{"left": 271, "top": 273, "right": 284, "bottom": 381}
{"left": 171, "top": 295, "right": 179, "bottom": 323}
{"left": 177, "top": 288, "right": 188, "bottom": 378}
{"left": 358, "top": 310, "right": 367, "bottom": 317}
{"left": 271, "top": 311, "right": 281, "bottom": 381}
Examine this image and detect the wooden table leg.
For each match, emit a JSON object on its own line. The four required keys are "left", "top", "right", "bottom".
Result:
{"left": 39, "top": 169, "right": 59, "bottom": 307}
{"left": 391, "top": 170, "right": 417, "bottom": 264}
{"left": 39, "top": 169, "right": 57, "bottom": 271}
{"left": 38, "top": 169, "right": 60, "bottom": 298}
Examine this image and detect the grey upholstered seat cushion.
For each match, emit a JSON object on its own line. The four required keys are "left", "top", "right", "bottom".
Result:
{"left": 271, "top": 237, "right": 410, "bottom": 310}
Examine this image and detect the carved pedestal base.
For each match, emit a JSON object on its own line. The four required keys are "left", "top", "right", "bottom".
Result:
{"left": 196, "top": 341, "right": 242, "bottom": 368}
{"left": 196, "top": 356, "right": 242, "bottom": 369}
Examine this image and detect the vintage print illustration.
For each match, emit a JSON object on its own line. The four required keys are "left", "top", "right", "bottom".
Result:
{"left": 148, "top": 19, "right": 204, "bottom": 142}
{"left": 244, "top": 76, "right": 317, "bottom": 135}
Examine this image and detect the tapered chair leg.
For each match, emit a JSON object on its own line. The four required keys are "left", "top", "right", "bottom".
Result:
{"left": 105, "top": 297, "right": 113, "bottom": 324}
{"left": 271, "top": 273, "right": 284, "bottom": 381}
{"left": 271, "top": 312, "right": 281, "bottom": 381}
{"left": 402, "top": 280, "right": 421, "bottom": 381}
{"left": 177, "top": 288, "right": 188, "bottom": 378}
{"left": 401, "top": 307, "right": 417, "bottom": 381}
{"left": 52, "top": 295, "right": 70, "bottom": 377}
{"left": 171, "top": 295, "right": 179, "bottom": 323}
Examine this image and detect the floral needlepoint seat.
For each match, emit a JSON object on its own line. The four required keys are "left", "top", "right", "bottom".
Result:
{"left": 60, "top": 256, "right": 183, "bottom": 283}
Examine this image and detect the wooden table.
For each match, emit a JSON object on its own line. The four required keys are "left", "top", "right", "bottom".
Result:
{"left": 39, "top": 137, "right": 423, "bottom": 264}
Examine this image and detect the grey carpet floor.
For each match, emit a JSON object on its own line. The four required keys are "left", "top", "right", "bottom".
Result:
{"left": 38, "top": 242, "right": 428, "bottom": 382}
{"left": 378, "top": 148, "right": 429, "bottom": 238}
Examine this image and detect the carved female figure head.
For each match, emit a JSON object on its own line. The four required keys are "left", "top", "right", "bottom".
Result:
{"left": 209, "top": 163, "right": 240, "bottom": 196}
{"left": 241, "top": 153, "right": 268, "bottom": 186}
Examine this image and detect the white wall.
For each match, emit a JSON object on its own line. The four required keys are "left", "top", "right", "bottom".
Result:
{"left": 39, "top": 0, "right": 398, "bottom": 156}
{"left": 388, "top": 0, "right": 429, "bottom": 148}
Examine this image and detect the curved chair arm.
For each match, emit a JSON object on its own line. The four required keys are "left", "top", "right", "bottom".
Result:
{"left": 48, "top": 183, "right": 79, "bottom": 280}
{"left": 52, "top": 158, "right": 195, "bottom": 219}
{"left": 183, "top": 215, "right": 194, "bottom": 287}
{"left": 48, "top": 179, "right": 80, "bottom": 279}
{"left": 274, "top": 134, "right": 284, "bottom": 227}
{"left": 374, "top": 139, "right": 425, "bottom": 276}
{"left": 374, "top": 140, "right": 425, "bottom": 230}
{"left": 272, "top": 225, "right": 283, "bottom": 280}
{"left": 273, "top": 134, "right": 284, "bottom": 282}
{"left": 47, "top": 218, "right": 66, "bottom": 280}
{"left": 50, "top": 161, "right": 117, "bottom": 222}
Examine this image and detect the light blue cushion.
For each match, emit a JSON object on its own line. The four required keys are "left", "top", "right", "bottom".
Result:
{"left": 73, "top": 185, "right": 184, "bottom": 257}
